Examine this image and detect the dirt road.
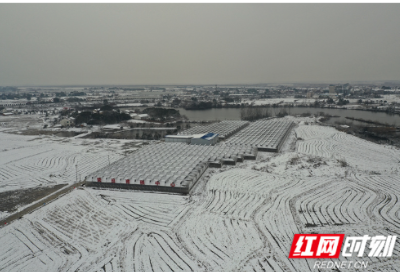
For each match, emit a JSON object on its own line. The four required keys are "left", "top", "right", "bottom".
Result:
{"left": 0, "top": 181, "right": 85, "bottom": 227}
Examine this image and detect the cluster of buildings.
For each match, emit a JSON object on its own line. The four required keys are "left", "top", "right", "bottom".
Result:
{"left": 86, "top": 119, "right": 294, "bottom": 194}
{"left": 2, "top": 83, "right": 400, "bottom": 110}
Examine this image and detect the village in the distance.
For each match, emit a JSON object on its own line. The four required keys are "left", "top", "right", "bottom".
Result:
{"left": 1, "top": 82, "right": 400, "bottom": 138}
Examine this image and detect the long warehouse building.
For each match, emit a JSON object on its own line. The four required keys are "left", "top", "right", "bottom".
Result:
{"left": 86, "top": 143, "right": 257, "bottom": 194}
{"left": 224, "top": 119, "right": 294, "bottom": 152}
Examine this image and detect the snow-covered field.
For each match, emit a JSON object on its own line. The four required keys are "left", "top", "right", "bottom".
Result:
{"left": 1, "top": 117, "right": 400, "bottom": 271}
{"left": 116, "top": 103, "right": 155, "bottom": 107}
{"left": 382, "top": 94, "right": 400, "bottom": 104}
{"left": 0, "top": 132, "right": 138, "bottom": 194}
{"left": 127, "top": 119, "right": 150, "bottom": 124}
{"left": 296, "top": 124, "right": 400, "bottom": 173}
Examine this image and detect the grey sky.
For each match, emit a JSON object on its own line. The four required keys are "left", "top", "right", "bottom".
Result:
{"left": 0, "top": 4, "right": 399, "bottom": 86}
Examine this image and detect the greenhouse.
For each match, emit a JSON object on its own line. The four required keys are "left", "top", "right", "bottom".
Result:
{"left": 178, "top": 120, "right": 249, "bottom": 139}
{"left": 86, "top": 142, "right": 257, "bottom": 194}
{"left": 224, "top": 119, "right": 294, "bottom": 152}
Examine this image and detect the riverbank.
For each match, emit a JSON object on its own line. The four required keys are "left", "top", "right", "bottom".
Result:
{"left": 318, "top": 117, "right": 400, "bottom": 148}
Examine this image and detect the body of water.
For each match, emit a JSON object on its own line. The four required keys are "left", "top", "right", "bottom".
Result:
{"left": 175, "top": 107, "right": 400, "bottom": 126}
{"left": 123, "top": 105, "right": 400, "bottom": 126}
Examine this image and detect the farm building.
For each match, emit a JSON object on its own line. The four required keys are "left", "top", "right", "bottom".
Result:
{"left": 165, "top": 133, "right": 219, "bottom": 145}
{"left": 190, "top": 133, "right": 218, "bottom": 145}
{"left": 134, "top": 114, "right": 149, "bottom": 120}
{"left": 60, "top": 118, "right": 74, "bottom": 127}
{"left": 86, "top": 142, "right": 257, "bottom": 194}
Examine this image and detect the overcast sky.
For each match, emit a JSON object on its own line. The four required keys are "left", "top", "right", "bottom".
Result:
{"left": 0, "top": 4, "right": 399, "bottom": 86}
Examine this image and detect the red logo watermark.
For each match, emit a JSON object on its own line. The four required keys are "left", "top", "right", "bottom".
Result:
{"left": 289, "top": 234, "right": 345, "bottom": 258}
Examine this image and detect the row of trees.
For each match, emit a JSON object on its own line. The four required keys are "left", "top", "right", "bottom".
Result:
{"left": 142, "top": 107, "right": 180, "bottom": 119}
{"left": 240, "top": 107, "right": 271, "bottom": 121}
{"left": 324, "top": 97, "right": 349, "bottom": 105}
{"left": 73, "top": 106, "right": 131, "bottom": 125}
{"left": 1, "top": 92, "right": 35, "bottom": 100}
{"left": 184, "top": 101, "right": 215, "bottom": 110}
{"left": 0, "top": 86, "right": 18, "bottom": 92}
{"left": 240, "top": 106, "right": 294, "bottom": 121}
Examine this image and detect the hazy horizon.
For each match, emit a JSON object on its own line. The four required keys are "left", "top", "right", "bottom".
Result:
{"left": 1, "top": 4, "right": 400, "bottom": 86}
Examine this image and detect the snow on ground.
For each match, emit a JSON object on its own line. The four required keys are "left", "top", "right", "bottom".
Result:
{"left": 341, "top": 104, "right": 364, "bottom": 109}
{"left": 116, "top": 103, "right": 155, "bottom": 107}
{"left": 382, "top": 94, "right": 400, "bottom": 103}
{"left": 0, "top": 132, "right": 137, "bottom": 193}
{"left": 103, "top": 124, "right": 123, "bottom": 129}
{"left": 0, "top": 211, "right": 8, "bottom": 221}
{"left": 0, "top": 114, "right": 50, "bottom": 132}
{"left": 296, "top": 123, "right": 400, "bottom": 173}
{"left": 1, "top": 117, "right": 400, "bottom": 271}
{"left": 239, "top": 97, "right": 313, "bottom": 105}
{"left": 127, "top": 119, "right": 150, "bottom": 123}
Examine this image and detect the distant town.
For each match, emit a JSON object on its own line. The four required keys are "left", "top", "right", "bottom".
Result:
{"left": 0, "top": 82, "right": 400, "bottom": 111}
{"left": 2, "top": 82, "right": 400, "bottom": 116}
{"left": 1, "top": 83, "right": 399, "bottom": 144}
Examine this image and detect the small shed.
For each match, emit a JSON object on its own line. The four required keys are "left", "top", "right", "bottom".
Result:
{"left": 190, "top": 133, "right": 219, "bottom": 145}
{"left": 135, "top": 114, "right": 149, "bottom": 120}
{"left": 60, "top": 119, "right": 74, "bottom": 127}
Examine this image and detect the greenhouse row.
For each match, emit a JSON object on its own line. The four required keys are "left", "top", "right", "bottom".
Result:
{"left": 86, "top": 142, "right": 257, "bottom": 193}
{"left": 178, "top": 120, "right": 249, "bottom": 139}
{"left": 224, "top": 119, "right": 294, "bottom": 152}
